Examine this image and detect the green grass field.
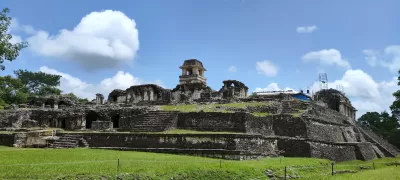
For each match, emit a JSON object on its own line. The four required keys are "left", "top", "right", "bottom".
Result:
{"left": 0, "top": 146, "right": 399, "bottom": 179}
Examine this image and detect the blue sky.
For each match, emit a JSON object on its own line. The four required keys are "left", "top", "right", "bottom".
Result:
{"left": 1, "top": 0, "right": 399, "bottom": 117}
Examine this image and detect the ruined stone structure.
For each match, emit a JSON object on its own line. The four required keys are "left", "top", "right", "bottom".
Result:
{"left": 108, "top": 85, "right": 171, "bottom": 104}
{"left": 0, "top": 59, "right": 398, "bottom": 162}
{"left": 313, "top": 89, "right": 357, "bottom": 122}
{"left": 26, "top": 95, "right": 75, "bottom": 109}
{"left": 95, "top": 94, "right": 104, "bottom": 105}
{"left": 219, "top": 80, "right": 249, "bottom": 99}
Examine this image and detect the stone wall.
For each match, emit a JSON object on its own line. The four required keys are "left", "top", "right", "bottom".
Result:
{"left": 0, "top": 134, "right": 14, "bottom": 146}
{"left": 273, "top": 115, "right": 307, "bottom": 137}
{"left": 303, "top": 103, "right": 351, "bottom": 125}
{"left": 92, "top": 121, "right": 113, "bottom": 131}
{"left": 59, "top": 133, "right": 271, "bottom": 152}
{"left": 306, "top": 121, "right": 345, "bottom": 142}
{"left": 309, "top": 142, "right": 357, "bottom": 162}
{"left": 277, "top": 139, "right": 311, "bottom": 157}
{"left": 244, "top": 115, "right": 274, "bottom": 136}
{"left": 177, "top": 112, "right": 247, "bottom": 132}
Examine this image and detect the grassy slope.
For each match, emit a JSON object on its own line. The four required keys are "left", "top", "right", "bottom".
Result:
{"left": 160, "top": 102, "right": 267, "bottom": 112}
{"left": 0, "top": 147, "right": 399, "bottom": 180}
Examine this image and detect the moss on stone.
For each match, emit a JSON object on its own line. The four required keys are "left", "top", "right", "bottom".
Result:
{"left": 160, "top": 102, "right": 269, "bottom": 112}
{"left": 252, "top": 112, "right": 270, "bottom": 117}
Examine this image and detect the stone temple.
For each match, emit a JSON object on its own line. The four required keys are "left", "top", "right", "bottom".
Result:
{"left": 0, "top": 59, "right": 398, "bottom": 162}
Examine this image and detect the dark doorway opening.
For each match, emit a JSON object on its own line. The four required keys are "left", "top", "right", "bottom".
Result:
{"left": 111, "top": 95, "right": 118, "bottom": 102}
{"left": 112, "top": 114, "right": 120, "bottom": 128}
{"left": 85, "top": 111, "right": 98, "bottom": 129}
{"left": 58, "top": 101, "right": 68, "bottom": 108}
{"left": 45, "top": 100, "right": 54, "bottom": 108}
{"left": 61, "top": 119, "right": 66, "bottom": 129}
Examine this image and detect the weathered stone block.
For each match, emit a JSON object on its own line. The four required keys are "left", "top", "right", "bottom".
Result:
{"left": 92, "top": 121, "right": 113, "bottom": 131}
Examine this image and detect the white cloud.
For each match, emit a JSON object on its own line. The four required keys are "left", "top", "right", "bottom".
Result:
{"left": 256, "top": 60, "right": 278, "bottom": 77}
{"left": 302, "top": 49, "right": 351, "bottom": 69}
{"left": 27, "top": 10, "right": 139, "bottom": 71}
{"left": 39, "top": 66, "right": 162, "bottom": 100}
{"left": 296, "top": 25, "right": 318, "bottom": 33}
{"left": 363, "top": 45, "right": 400, "bottom": 74}
{"left": 309, "top": 69, "right": 398, "bottom": 117}
{"left": 254, "top": 83, "right": 296, "bottom": 92}
{"left": 228, "top": 66, "right": 237, "bottom": 72}
{"left": 362, "top": 49, "right": 380, "bottom": 67}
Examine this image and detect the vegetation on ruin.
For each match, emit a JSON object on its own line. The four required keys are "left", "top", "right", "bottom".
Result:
{"left": 252, "top": 112, "right": 270, "bottom": 117}
{"left": 157, "top": 129, "right": 244, "bottom": 134}
{"left": 358, "top": 69, "right": 400, "bottom": 149}
{"left": 160, "top": 102, "right": 269, "bottom": 112}
{"left": 0, "top": 146, "right": 399, "bottom": 179}
{"left": 0, "top": 70, "right": 89, "bottom": 109}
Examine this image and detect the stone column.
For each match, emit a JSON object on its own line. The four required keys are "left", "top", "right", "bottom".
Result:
{"left": 182, "top": 68, "right": 186, "bottom": 75}
{"left": 96, "top": 94, "right": 104, "bottom": 105}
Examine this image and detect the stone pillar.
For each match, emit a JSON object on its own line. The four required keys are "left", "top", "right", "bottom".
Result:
{"left": 182, "top": 68, "right": 186, "bottom": 75}
{"left": 96, "top": 94, "right": 104, "bottom": 105}
{"left": 192, "top": 67, "right": 199, "bottom": 75}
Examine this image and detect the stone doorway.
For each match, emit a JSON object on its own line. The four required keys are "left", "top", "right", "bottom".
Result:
{"left": 112, "top": 114, "right": 120, "bottom": 128}
{"left": 85, "top": 111, "right": 98, "bottom": 129}
{"left": 61, "top": 119, "right": 66, "bottom": 129}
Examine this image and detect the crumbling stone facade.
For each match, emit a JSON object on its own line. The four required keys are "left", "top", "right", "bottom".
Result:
{"left": 95, "top": 94, "right": 104, "bottom": 105}
{"left": 219, "top": 80, "right": 249, "bottom": 99}
{"left": 26, "top": 95, "right": 75, "bottom": 109}
{"left": 107, "top": 85, "right": 171, "bottom": 104}
{"left": 313, "top": 89, "right": 357, "bottom": 122}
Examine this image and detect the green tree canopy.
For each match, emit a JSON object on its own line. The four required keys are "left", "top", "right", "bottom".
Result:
{"left": 14, "top": 69, "right": 62, "bottom": 96}
{"left": 0, "top": 8, "right": 28, "bottom": 70}
{"left": 390, "top": 69, "right": 400, "bottom": 119}
{"left": 0, "top": 75, "right": 28, "bottom": 105}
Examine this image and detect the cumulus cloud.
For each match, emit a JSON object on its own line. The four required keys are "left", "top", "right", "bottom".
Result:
{"left": 254, "top": 83, "right": 296, "bottom": 92}
{"left": 39, "top": 66, "right": 162, "bottom": 100}
{"left": 363, "top": 45, "right": 400, "bottom": 73}
{"left": 228, "top": 66, "right": 237, "bottom": 72}
{"left": 302, "top": 49, "right": 351, "bottom": 69}
{"left": 256, "top": 60, "right": 278, "bottom": 77}
{"left": 27, "top": 10, "right": 139, "bottom": 71}
{"left": 363, "top": 49, "right": 380, "bottom": 67}
{"left": 296, "top": 25, "right": 318, "bottom": 33}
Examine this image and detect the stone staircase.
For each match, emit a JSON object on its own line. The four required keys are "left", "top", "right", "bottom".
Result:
{"left": 356, "top": 125, "right": 399, "bottom": 157}
{"left": 131, "top": 111, "right": 178, "bottom": 132}
{"left": 50, "top": 134, "right": 89, "bottom": 148}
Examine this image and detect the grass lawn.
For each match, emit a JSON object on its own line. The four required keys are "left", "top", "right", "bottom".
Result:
{"left": 0, "top": 146, "right": 399, "bottom": 179}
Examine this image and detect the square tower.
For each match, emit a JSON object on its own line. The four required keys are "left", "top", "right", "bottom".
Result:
{"left": 179, "top": 59, "right": 207, "bottom": 85}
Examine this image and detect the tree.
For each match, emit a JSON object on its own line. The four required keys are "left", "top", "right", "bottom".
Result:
{"left": 390, "top": 69, "right": 400, "bottom": 120}
{"left": 14, "top": 69, "right": 62, "bottom": 96}
{"left": 0, "top": 75, "right": 28, "bottom": 105}
{"left": 358, "top": 112, "right": 381, "bottom": 127}
{"left": 0, "top": 8, "right": 28, "bottom": 70}
{"left": 64, "top": 93, "right": 89, "bottom": 104}
{"left": 358, "top": 111, "right": 399, "bottom": 139}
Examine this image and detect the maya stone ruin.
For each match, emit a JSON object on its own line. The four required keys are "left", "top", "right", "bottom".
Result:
{"left": 0, "top": 59, "right": 399, "bottom": 162}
